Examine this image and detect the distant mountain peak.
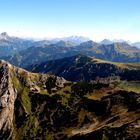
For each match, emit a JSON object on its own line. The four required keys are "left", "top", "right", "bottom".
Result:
{"left": 53, "top": 40, "right": 78, "bottom": 47}
{"left": 113, "top": 41, "right": 131, "bottom": 47}
{"left": 113, "top": 39, "right": 126, "bottom": 43}
{"left": 61, "top": 36, "right": 90, "bottom": 43}
{"left": 0, "top": 32, "right": 10, "bottom": 40}
{"left": 132, "top": 42, "right": 140, "bottom": 48}
{"left": 80, "top": 40, "right": 98, "bottom": 46}
{"left": 100, "top": 39, "right": 113, "bottom": 45}
{"left": 1, "top": 32, "right": 8, "bottom": 36}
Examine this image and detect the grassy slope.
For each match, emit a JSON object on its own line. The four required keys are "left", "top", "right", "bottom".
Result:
{"left": 92, "top": 58, "right": 140, "bottom": 69}
{"left": 7, "top": 63, "right": 140, "bottom": 140}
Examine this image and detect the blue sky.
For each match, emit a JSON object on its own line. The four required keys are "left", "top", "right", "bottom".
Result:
{"left": 0, "top": 0, "right": 140, "bottom": 41}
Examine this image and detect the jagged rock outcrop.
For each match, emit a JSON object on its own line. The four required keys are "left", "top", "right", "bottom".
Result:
{"left": 0, "top": 60, "right": 17, "bottom": 139}
{"left": 0, "top": 60, "right": 69, "bottom": 139}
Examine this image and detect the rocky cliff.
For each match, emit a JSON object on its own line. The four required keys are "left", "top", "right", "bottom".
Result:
{"left": 0, "top": 60, "right": 17, "bottom": 139}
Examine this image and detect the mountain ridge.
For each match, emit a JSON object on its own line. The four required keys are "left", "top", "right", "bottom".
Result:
{"left": 27, "top": 54, "right": 140, "bottom": 81}
{"left": 0, "top": 60, "right": 140, "bottom": 139}
{"left": 3, "top": 40, "right": 140, "bottom": 68}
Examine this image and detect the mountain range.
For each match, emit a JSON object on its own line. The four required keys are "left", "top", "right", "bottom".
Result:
{"left": 0, "top": 32, "right": 140, "bottom": 59}
{"left": 0, "top": 32, "right": 89, "bottom": 57}
{"left": 3, "top": 40, "right": 140, "bottom": 68}
{"left": 0, "top": 32, "right": 140, "bottom": 139}
{"left": 0, "top": 60, "right": 140, "bottom": 140}
{"left": 0, "top": 32, "right": 34, "bottom": 57}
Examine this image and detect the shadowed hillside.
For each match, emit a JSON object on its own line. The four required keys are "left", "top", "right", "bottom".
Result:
{"left": 27, "top": 55, "right": 140, "bottom": 81}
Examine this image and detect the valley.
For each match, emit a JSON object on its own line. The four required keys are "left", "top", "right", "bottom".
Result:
{"left": 0, "top": 60, "right": 139, "bottom": 140}
{"left": 0, "top": 32, "right": 140, "bottom": 140}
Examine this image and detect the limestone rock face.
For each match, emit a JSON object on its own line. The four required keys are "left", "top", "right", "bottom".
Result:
{"left": 0, "top": 60, "right": 17, "bottom": 139}
{"left": 55, "top": 77, "right": 66, "bottom": 88}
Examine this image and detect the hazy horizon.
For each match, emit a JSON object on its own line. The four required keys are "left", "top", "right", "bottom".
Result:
{"left": 0, "top": 0, "right": 140, "bottom": 42}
